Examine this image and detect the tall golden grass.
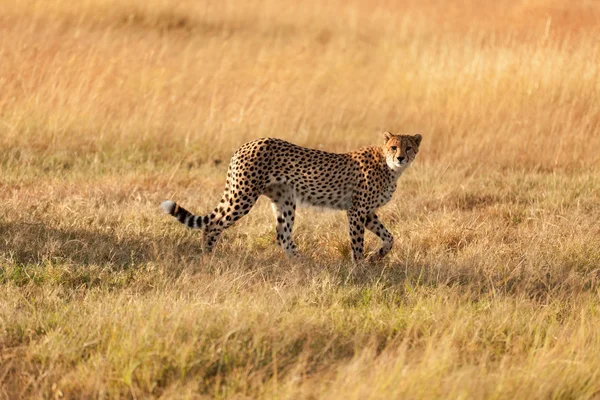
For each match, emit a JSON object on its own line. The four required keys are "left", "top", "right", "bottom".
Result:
{"left": 1, "top": 0, "right": 600, "bottom": 398}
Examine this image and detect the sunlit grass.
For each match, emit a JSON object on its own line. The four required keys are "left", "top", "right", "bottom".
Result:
{"left": 1, "top": 0, "right": 600, "bottom": 398}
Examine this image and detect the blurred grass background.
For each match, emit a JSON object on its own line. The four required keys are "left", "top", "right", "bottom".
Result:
{"left": 1, "top": 0, "right": 600, "bottom": 398}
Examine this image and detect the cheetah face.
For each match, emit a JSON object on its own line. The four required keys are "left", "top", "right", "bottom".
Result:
{"left": 383, "top": 132, "right": 422, "bottom": 172}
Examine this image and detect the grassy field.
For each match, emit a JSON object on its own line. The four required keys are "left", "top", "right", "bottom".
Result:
{"left": 1, "top": 0, "right": 600, "bottom": 398}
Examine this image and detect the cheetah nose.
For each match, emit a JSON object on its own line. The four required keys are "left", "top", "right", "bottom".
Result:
{"left": 397, "top": 156, "right": 405, "bottom": 163}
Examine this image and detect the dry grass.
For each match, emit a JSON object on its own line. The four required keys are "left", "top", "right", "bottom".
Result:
{"left": 1, "top": 0, "right": 600, "bottom": 398}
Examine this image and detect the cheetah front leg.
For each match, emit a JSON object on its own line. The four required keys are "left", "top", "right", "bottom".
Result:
{"left": 346, "top": 208, "right": 367, "bottom": 263}
{"left": 365, "top": 212, "right": 394, "bottom": 262}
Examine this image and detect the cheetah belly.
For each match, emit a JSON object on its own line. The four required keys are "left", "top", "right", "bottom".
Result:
{"left": 266, "top": 174, "right": 354, "bottom": 210}
{"left": 293, "top": 186, "right": 353, "bottom": 210}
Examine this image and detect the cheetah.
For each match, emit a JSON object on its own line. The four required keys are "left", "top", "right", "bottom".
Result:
{"left": 161, "top": 132, "right": 422, "bottom": 262}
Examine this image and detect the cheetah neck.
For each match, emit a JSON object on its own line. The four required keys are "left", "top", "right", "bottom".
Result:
{"left": 392, "top": 166, "right": 408, "bottom": 179}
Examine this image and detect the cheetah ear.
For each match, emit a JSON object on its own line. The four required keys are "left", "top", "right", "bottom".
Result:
{"left": 413, "top": 134, "right": 422, "bottom": 146}
{"left": 383, "top": 132, "right": 394, "bottom": 143}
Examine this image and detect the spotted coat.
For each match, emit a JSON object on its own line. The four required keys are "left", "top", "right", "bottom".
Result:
{"left": 161, "top": 132, "right": 422, "bottom": 262}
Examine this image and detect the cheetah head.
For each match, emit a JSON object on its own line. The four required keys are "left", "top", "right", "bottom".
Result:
{"left": 383, "top": 132, "right": 422, "bottom": 172}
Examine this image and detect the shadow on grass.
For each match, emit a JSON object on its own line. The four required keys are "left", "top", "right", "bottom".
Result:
{"left": 2, "top": 221, "right": 598, "bottom": 299}
{"left": 0, "top": 221, "right": 203, "bottom": 268}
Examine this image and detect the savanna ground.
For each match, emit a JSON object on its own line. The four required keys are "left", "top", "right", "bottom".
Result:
{"left": 1, "top": 0, "right": 600, "bottom": 398}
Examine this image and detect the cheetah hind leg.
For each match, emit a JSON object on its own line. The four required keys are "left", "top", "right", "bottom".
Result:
{"left": 202, "top": 190, "right": 260, "bottom": 252}
{"left": 264, "top": 184, "right": 298, "bottom": 257}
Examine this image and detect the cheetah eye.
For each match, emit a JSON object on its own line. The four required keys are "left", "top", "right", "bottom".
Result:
{"left": 406, "top": 147, "right": 412, "bottom": 151}
{"left": 390, "top": 146, "right": 397, "bottom": 151}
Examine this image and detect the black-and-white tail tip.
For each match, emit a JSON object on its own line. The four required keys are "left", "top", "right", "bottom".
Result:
{"left": 160, "top": 200, "right": 207, "bottom": 229}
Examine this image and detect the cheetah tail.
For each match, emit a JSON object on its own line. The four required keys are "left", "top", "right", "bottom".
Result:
{"left": 160, "top": 200, "right": 207, "bottom": 229}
